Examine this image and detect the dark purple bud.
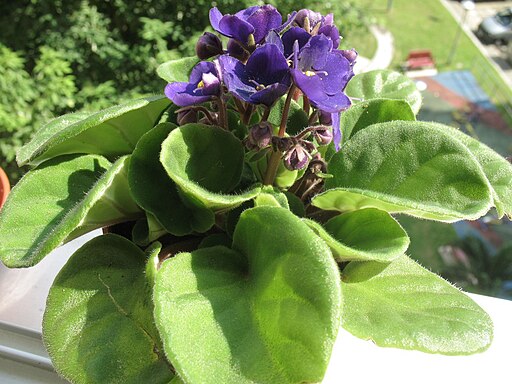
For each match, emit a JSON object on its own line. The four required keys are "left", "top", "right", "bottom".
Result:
{"left": 312, "top": 126, "right": 333, "bottom": 145}
{"left": 196, "top": 32, "right": 223, "bottom": 60}
{"left": 227, "top": 39, "right": 250, "bottom": 62}
{"left": 284, "top": 144, "right": 311, "bottom": 171}
{"left": 248, "top": 122, "right": 273, "bottom": 148}
{"left": 177, "top": 109, "right": 198, "bottom": 125}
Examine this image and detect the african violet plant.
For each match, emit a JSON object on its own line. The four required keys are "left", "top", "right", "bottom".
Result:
{"left": 0, "top": 4, "right": 511, "bottom": 384}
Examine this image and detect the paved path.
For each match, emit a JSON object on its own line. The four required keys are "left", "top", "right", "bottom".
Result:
{"left": 354, "top": 25, "right": 394, "bottom": 74}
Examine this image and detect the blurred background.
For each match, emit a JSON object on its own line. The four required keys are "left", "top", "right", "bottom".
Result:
{"left": 0, "top": 0, "right": 511, "bottom": 299}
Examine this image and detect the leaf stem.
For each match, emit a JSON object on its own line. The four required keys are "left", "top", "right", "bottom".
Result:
{"left": 217, "top": 97, "right": 228, "bottom": 129}
{"left": 242, "top": 103, "right": 254, "bottom": 125}
{"left": 303, "top": 95, "right": 310, "bottom": 116}
{"left": 261, "top": 106, "right": 271, "bottom": 122}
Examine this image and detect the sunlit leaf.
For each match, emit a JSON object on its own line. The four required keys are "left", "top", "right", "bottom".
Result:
{"left": 160, "top": 123, "right": 261, "bottom": 210}
{"left": 154, "top": 206, "right": 341, "bottom": 384}
{"left": 0, "top": 155, "right": 141, "bottom": 267}
{"left": 304, "top": 208, "right": 409, "bottom": 262}
{"left": 314, "top": 121, "right": 492, "bottom": 222}
{"left": 346, "top": 70, "right": 422, "bottom": 114}
{"left": 44, "top": 234, "right": 174, "bottom": 384}
{"left": 341, "top": 255, "right": 493, "bottom": 354}
{"left": 17, "top": 95, "right": 170, "bottom": 166}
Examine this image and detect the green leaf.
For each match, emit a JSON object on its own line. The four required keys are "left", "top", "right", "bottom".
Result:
{"left": 43, "top": 234, "right": 174, "bottom": 384}
{"left": 397, "top": 215, "right": 458, "bottom": 273}
{"left": 340, "top": 255, "right": 493, "bottom": 354}
{"left": 341, "top": 98, "right": 416, "bottom": 141}
{"left": 0, "top": 155, "right": 142, "bottom": 267}
{"left": 156, "top": 56, "right": 200, "bottom": 83}
{"left": 346, "top": 70, "right": 422, "bottom": 114}
{"left": 253, "top": 185, "right": 289, "bottom": 209}
{"left": 132, "top": 213, "right": 168, "bottom": 247}
{"left": 314, "top": 121, "right": 492, "bottom": 222}
{"left": 437, "top": 123, "right": 512, "bottom": 218}
{"left": 154, "top": 206, "right": 341, "bottom": 384}
{"left": 128, "top": 123, "right": 214, "bottom": 235}
{"left": 268, "top": 97, "right": 309, "bottom": 135}
{"left": 304, "top": 208, "right": 409, "bottom": 262}
{"left": 17, "top": 95, "right": 170, "bottom": 166}
{"left": 161, "top": 123, "right": 261, "bottom": 210}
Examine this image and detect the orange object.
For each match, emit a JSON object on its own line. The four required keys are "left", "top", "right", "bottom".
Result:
{"left": 0, "top": 167, "right": 10, "bottom": 209}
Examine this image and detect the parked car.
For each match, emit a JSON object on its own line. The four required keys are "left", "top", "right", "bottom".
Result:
{"left": 476, "top": 7, "right": 512, "bottom": 45}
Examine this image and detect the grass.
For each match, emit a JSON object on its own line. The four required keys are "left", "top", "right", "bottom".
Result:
{"left": 354, "top": 0, "right": 512, "bottom": 122}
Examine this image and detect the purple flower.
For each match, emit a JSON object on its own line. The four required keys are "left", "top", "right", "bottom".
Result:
{"left": 219, "top": 44, "right": 291, "bottom": 107}
{"left": 164, "top": 62, "right": 220, "bottom": 107}
{"left": 209, "top": 5, "right": 282, "bottom": 46}
{"left": 291, "top": 35, "right": 353, "bottom": 114}
{"left": 291, "top": 9, "right": 340, "bottom": 49}
{"left": 284, "top": 144, "right": 311, "bottom": 171}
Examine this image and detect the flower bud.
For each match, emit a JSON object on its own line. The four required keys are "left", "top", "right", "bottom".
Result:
{"left": 248, "top": 122, "right": 273, "bottom": 149}
{"left": 177, "top": 109, "right": 198, "bottom": 125}
{"left": 312, "top": 126, "right": 333, "bottom": 145}
{"left": 318, "top": 110, "right": 332, "bottom": 125}
{"left": 195, "top": 32, "right": 223, "bottom": 60}
{"left": 227, "top": 39, "right": 250, "bottom": 62}
{"left": 284, "top": 144, "right": 311, "bottom": 171}
{"left": 339, "top": 48, "right": 358, "bottom": 66}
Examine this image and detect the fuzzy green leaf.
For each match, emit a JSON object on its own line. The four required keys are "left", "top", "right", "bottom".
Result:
{"left": 313, "top": 121, "right": 492, "bottom": 222}
{"left": 43, "top": 234, "right": 174, "bottom": 384}
{"left": 160, "top": 123, "right": 261, "bottom": 210}
{"left": 156, "top": 56, "right": 200, "bottom": 83}
{"left": 304, "top": 208, "right": 409, "bottom": 262}
{"left": 437, "top": 123, "right": 512, "bottom": 218}
{"left": 17, "top": 95, "right": 170, "bottom": 166}
{"left": 341, "top": 98, "right": 416, "bottom": 140}
{"left": 0, "top": 155, "right": 141, "bottom": 267}
{"left": 341, "top": 255, "right": 493, "bottom": 354}
{"left": 346, "top": 70, "right": 422, "bottom": 114}
{"left": 128, "top": 123, "right": 214, "bottom": 235}
{"left": 154, "top": 206, "right": 341, "bottom": 384}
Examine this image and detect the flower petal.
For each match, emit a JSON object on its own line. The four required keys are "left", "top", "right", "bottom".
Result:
{"left": 246, "top": 5, "right": 282, "bottom": 43}
{"left": 209, "top": 7, "right": 223, "bottom": 31}
{"left": 165, "top": 82, "right": 213, "bottom": 107}
{"left": 246, "top": 44, "right": 289, "bottom": 85}
{"left": 219, "top": 15, "right": 255, "bottom": 43}
{"left": 250, "top": 82, "right": 290, "bottom": 107}
{"left": 282, "top": 27, "right": 311, "bottom": 58}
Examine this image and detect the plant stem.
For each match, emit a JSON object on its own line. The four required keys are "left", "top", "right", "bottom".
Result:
{"left": 263, "top": 85, "right": 296, "bottom": 185}
{"left": 278, "top": 85, "right": 295, "bottom": 137}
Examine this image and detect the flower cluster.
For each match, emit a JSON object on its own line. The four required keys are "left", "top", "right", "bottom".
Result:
{"left": 165, "top": 4, "right": 356, "bottom": 180}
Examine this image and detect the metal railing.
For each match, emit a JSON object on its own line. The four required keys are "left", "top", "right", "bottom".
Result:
{"left": 470, "top": 55, "right": 512, "bottom": 124}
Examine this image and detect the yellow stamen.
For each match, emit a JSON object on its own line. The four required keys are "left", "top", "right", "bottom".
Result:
{"left": 305, "top": 70, "right": 316, "bottom": 77}
{"left": 197, "top": 80, "right": 205, "bottom": 88}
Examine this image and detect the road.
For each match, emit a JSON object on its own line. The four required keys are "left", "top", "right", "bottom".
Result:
{"left": 444, "top": 0, "right": 512, "bottom": 87}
